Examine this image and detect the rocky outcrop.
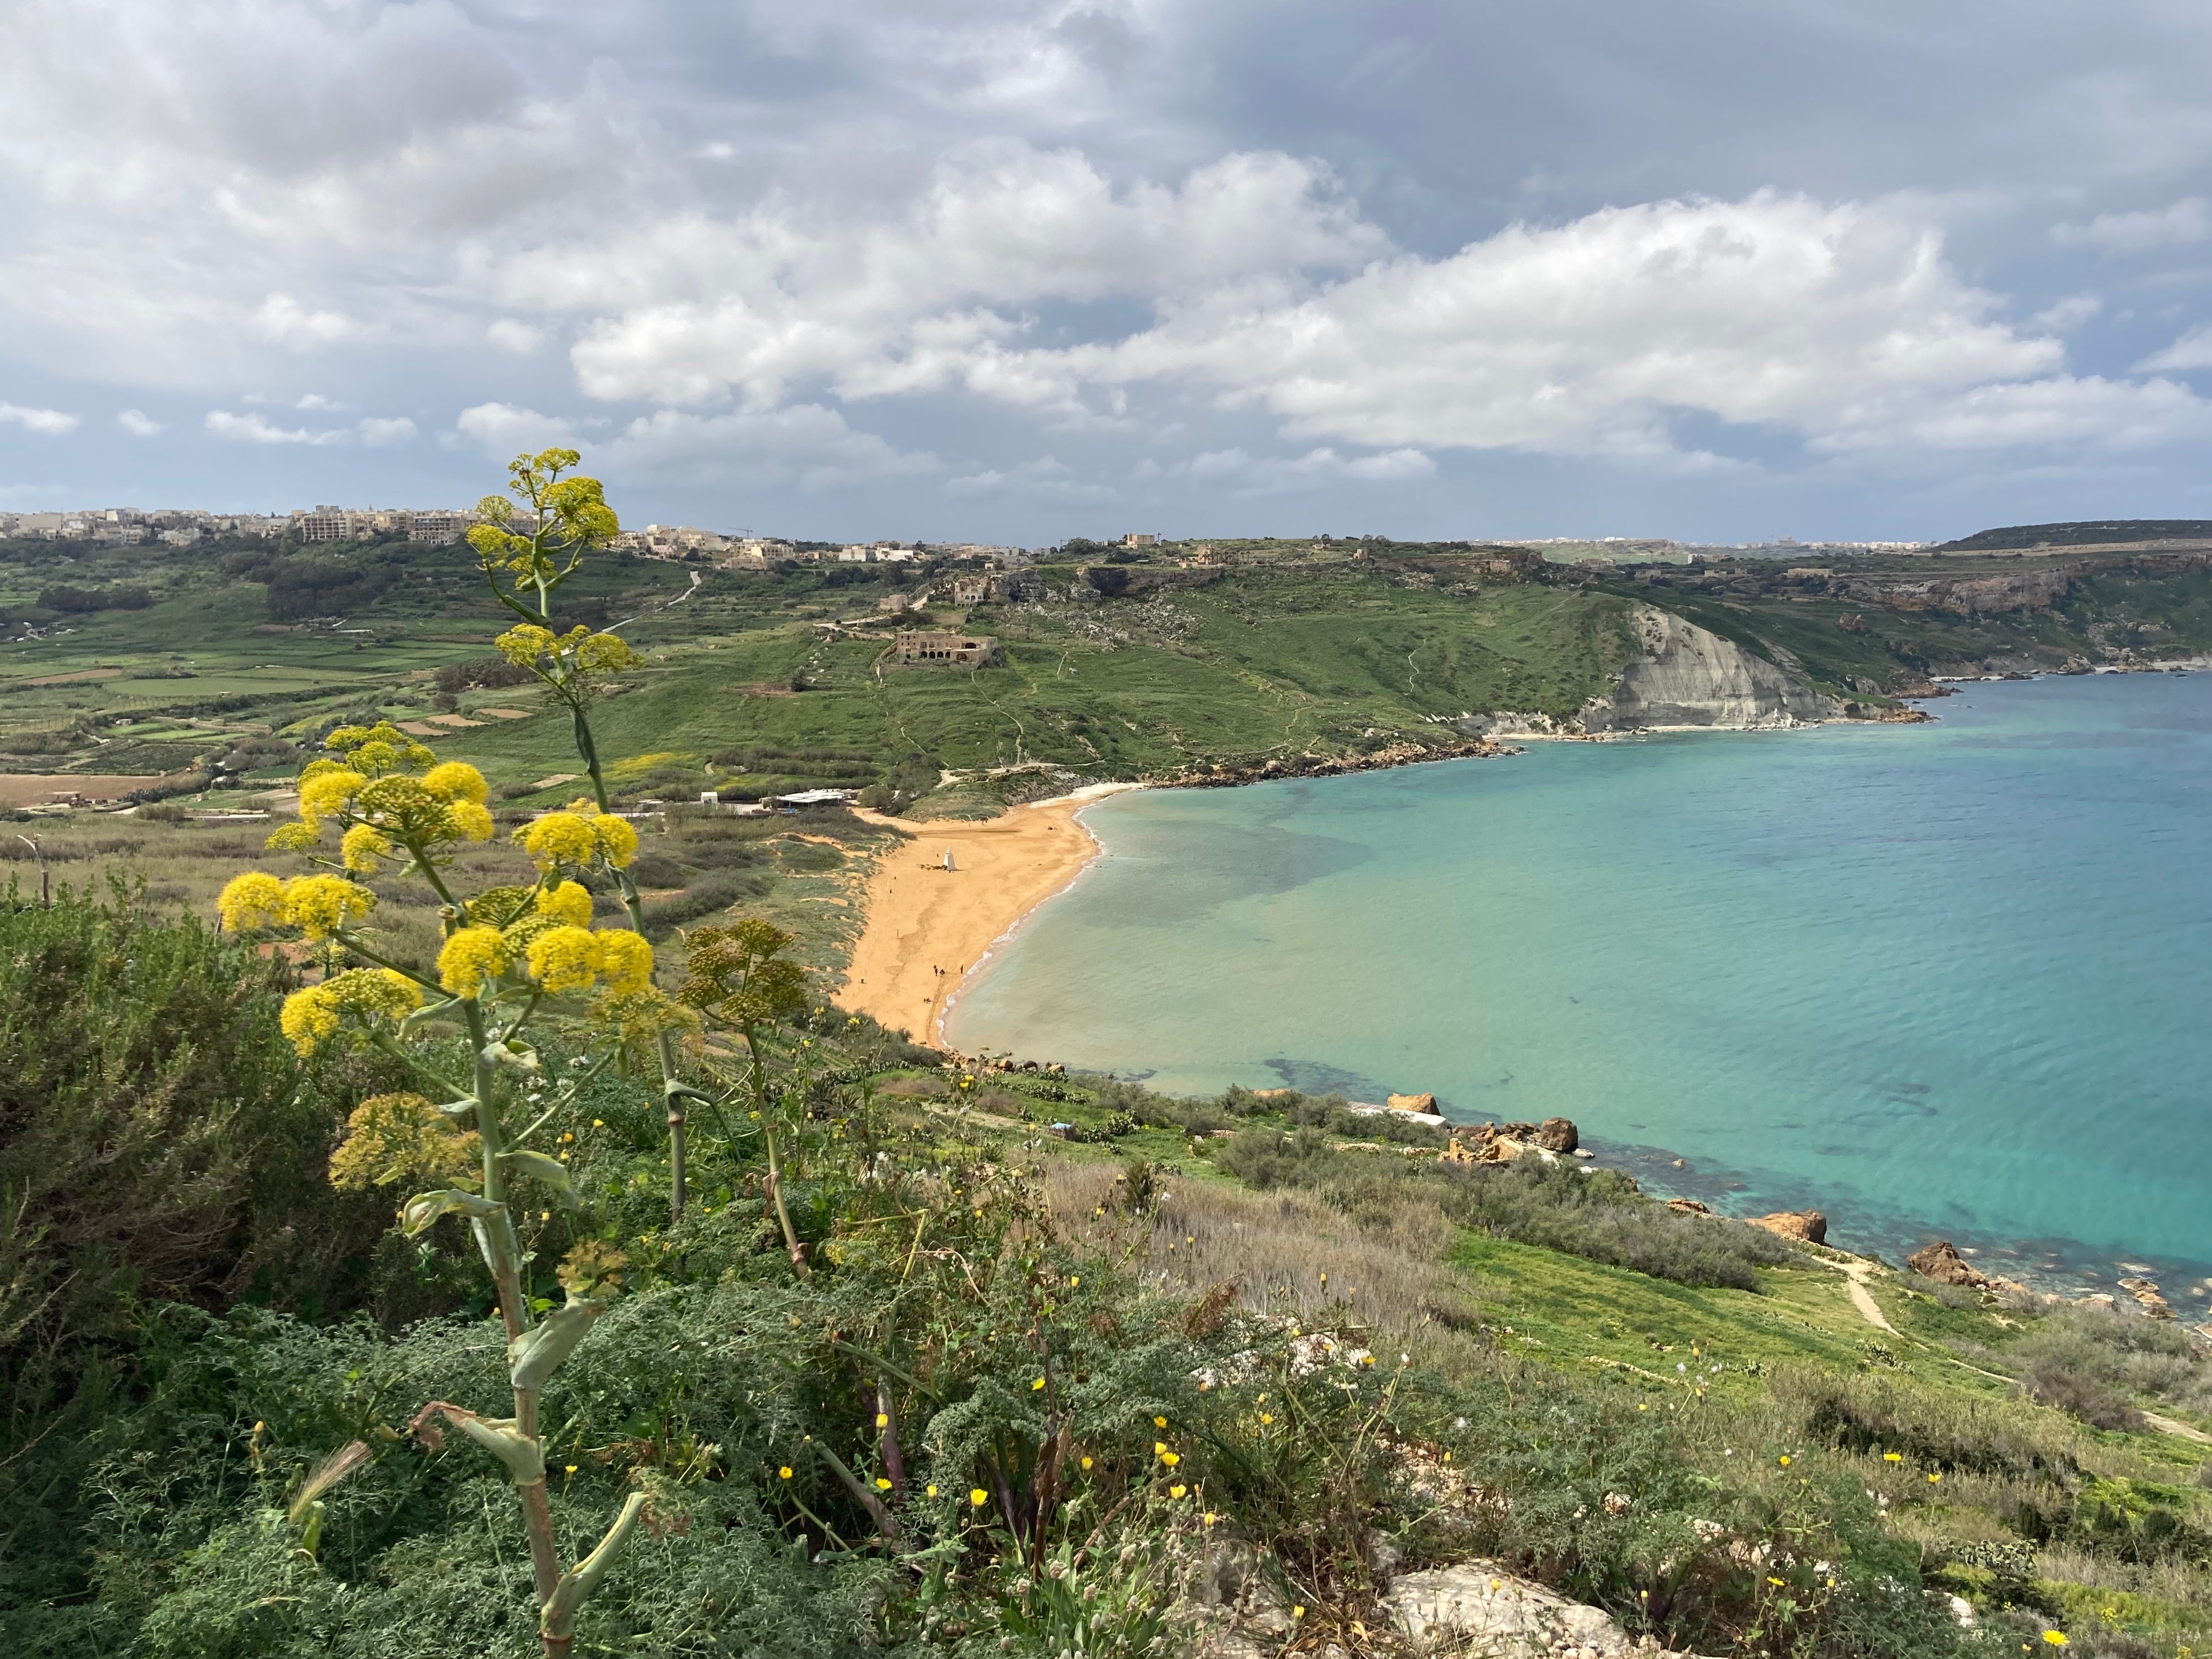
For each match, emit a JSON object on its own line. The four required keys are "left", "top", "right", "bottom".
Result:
{"left": 1907, "top": 1241, "right": 1985, "bottom": 1287}
{"left": 1388, "top": 1091, "right": 1439, "bottom": 1113}
{"left": 1748, "top": 1210, "right": 1828, "bottom": 1245}
{"left": 1581, "top": 607, "right": 1842, "bottom": 732}
{"left": 2119, "top": 1276, "right": 2177, "bottom": 1319}
{"left": 1380, "top": 1562, "right": 1633, "bottom": 1657}
{"left": 1532, "top": 1116, "right": 1579, "bottom": 1154}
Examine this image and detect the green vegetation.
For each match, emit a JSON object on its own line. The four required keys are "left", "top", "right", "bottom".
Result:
{"left": 16, "top": 488, "right": 2212, "bottom": 1656}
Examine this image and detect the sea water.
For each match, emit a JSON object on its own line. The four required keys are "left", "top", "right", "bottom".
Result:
{"left": 948, "top": 672, "right": 2212, "bottom": 1289}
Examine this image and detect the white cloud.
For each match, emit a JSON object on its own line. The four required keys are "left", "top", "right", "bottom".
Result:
{"left": 947, "top": 454, "right": 1114, "bottom": 500}
{"left": 253, "top": 293, "right": 360, "bottom": 349}
{"left": 116, "top": 408, "right": 162, "bottom": 436}
{"left": 204, "top": 409, "right": 347, "bottom": 445}
{"left": 961, "top": 193, "right": 2212, "bottom": 461}
{"left": 1174, "top": 445, "right": 1435, "bottom": 495}
{"left": 2051, "top": 198, "right": 2212, "bottom": 253}
{"left": 551, "top": 144, "right": 1384, "bottom": 407}
{"left": 487, "top": 318, "right": 544, "bottom": 355}
{"left": 2135, "top": 325, "right": 2212, "bottom": 372}
{"left": 2032, "top": 293, "right": 2102, "bottom": 332}
{"left": 604, "top": 406, "right": 937, "bottom": 490}
{"left": 357, "top": 415, "right": 417, "bottom": 446}
{"left": 296, "top": 391, "right": 346, "bottom": 410}
{"left": 0, "top": 401, "right": 77, "bottom": 433}
{"left": 453, "top": 402, "right": 583, "bottom": 455}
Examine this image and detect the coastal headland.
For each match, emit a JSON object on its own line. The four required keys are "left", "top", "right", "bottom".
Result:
{"left": 841, "top": 784, "right": 1137, "bottom": 1044}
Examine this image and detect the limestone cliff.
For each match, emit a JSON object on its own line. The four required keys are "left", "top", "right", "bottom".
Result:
{"left": 1582, "top": 606, "right": 1840, "bottom": 731}
{"left": 1459, "top": 605, "right": 1844, "bottom": 737}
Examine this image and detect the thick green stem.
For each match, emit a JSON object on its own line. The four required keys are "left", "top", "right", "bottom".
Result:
{"left": 461, "top": 998, "right": 561, "bottom": 1613}
{"left": 572, "top": 697, "right": 690, "bottom": 1226}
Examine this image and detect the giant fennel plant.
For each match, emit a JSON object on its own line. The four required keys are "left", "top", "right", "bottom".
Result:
{"left": 214, "top": 450, "right": 704, "bottom": 1657}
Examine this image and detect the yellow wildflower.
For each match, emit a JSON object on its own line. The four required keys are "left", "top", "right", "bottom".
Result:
{"left": 525, "top": 926, "right": 601, "bottom": 994}
{"left": 281, "top": 874, "right": 377, "bottom": 942}
{"left": 593, "top": 929, "right": 653, "bottom": 994}
{"left": 447, "top": 799, "right": 494, "bottom": 843}
{"left": 926, "top": 1484, "right": 938, "bottom": 1497}
{"left": 1169, "top": 1483, "right": 1187, "bottom": 1498}
{"left": 421, "top": 761, "right": 488, "bottom": 805}
{"left": 574, "top": 631, "right": 640, "bottom": 673}
{"left": 1031, "top": 1377, "right": 1046, "bottom": 1392}
{"left": 340, "top": 824, "right": 393, "bottom": 874}
{"left": 778, "top": 1466, "right": 793, "bottom": 1480}
{"left": 535, "top": 880, "right": 594, "bottom": 929}
{"left": 516, "top": 811, "right": 598, "bottom": 871}
{"left": 1161, "top": 1451, "right": 1180, "bottom": 1468}
{"left": 438, "top": 926, "right": 511, "bottom": 997}
{"left": 875, "top": 1413, "right": 889, "bottom": 1429}
{"left": 264, "top": 820, "right": 321, "bottom": 854}
{"left": 874, "top": 1477, "right": 891, "bottom": 1491}
{"left": 280, "top": 985, "right": 342, "bottom": 1055}
{"left": 216, "top": 871, "right": 287, "bottom": 932}
{"left": 1883, "top": 1452, "right": 1902, "bottom": 1463}
{"left": 592, "top": 812, "right": 638, "bottom": 868}
{"left": 495, "top": 623, "right": 556, "bottom": 668}
{"left": 328, "top": 1093, "right": 479, "bottom": 1191}
{"left": 2044, "top": 1636, "right": 2068, "bottom": 1648}
{"left": 297, "top": 769, "right": 365, "bottom": 830}
{"left": 278, "top": 968, "right": 421, "bottom": 1056}
{"left": 969, "top": 1488, "right": 988, "bottom": 1507}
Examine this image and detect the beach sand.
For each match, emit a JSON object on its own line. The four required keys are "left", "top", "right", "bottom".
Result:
{"left": 842, "top": 785, "right": 1136, "bottom": 1048}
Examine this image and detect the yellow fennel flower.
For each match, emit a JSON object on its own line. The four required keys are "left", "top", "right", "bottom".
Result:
{"left": 525, "top": 925, "right": 601, "bottom": 994}
{"left": 592, "top": 812, "right": 638, "bottom": 869}
{"left": 535, "top": 880, "right": 594, "bottom": 929}
{"left": 264, "top": 820, "right": 321, "bottom": 854}
{"left": 280, "top": 875, "right": 377, "bottom": 942}
{"left": 297, "top": 769, "right": 366, "bottom": 830}
{"left": 421, "top": 761, "right": 488, "bottom": 805}
{"left": 516, "top": 811, "right": 598, "bottom": 871}
{"left": 340, "top": 824, "right": 393, "bottom": 874}
{"left": 437, "top": 926, "right": 511, "bottom": 997}
{"left": 445, "top": 799, "right": 494, "bottom": 843}
{"left": 278, "top": 968, "right": 419, "bottom": 1055}
{"left": 495, "top": 623, "right": 556, "bottom": 668}
{"left": 574, "top": 631, "right": 640, "bottom": 673}
{"left": 280, "top": 985, "right": 341, "bottom": 1055}
{"left": 592, "top": 929, "right": 653, "bottom": 995}
{"left": 216, "top": 871, "right": 287, "bottom": 932}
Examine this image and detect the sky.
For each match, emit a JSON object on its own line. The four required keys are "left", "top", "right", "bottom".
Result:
{"left": 6, "top": 2, "right": 2212, "bottom": 544}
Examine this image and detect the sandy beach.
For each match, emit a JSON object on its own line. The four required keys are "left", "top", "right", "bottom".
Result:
{"left": 842, "top": 785, "right": 1137, "bottom": 1048}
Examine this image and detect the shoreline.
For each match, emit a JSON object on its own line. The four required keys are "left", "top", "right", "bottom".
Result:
{"left": 841, "top": 783, "right": 1140, "bottom": 1047}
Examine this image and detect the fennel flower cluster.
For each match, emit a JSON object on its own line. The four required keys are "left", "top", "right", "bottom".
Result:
{"left": 217, "top": 871, "right": 378, "bottom": 942}
{"left": 264, "top": 724, "right": 495, "bottom": 863}
{"left": 434, "top": 881, "right": 653, "bottom": 999}
{"left": 493, "top": 621, "right": 642, "bottom": 682}
{"left": 515, "top": 803, "right": 639, "bottom": 872}
{"left": 278, "top": 968, "right": 423, "bottom": 1056}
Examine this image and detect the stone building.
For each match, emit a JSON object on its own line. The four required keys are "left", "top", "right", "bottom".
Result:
{"left": 894, "top": 630, "right": 1002, "bottom": 668}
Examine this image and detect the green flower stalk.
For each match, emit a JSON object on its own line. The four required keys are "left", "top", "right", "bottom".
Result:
{"left": 466, "top": 447, "right": 710, "bottom": 1227}
{"left": 217, "top": 661, "right": 691, "bottom": 1652}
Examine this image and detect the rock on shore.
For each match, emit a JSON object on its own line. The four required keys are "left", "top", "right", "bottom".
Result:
{"left": 1747, "top": 1210, "right": 1828, "bottom": 1245}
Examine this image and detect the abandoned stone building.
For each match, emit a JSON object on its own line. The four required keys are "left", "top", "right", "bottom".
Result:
{"left": 893, "top": 629, "right": 1002, "bottom": 668}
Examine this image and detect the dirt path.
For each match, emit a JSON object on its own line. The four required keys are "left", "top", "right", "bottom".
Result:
{"left": 2144, "top": 1412, "right": 2212, "bottom": 1445}
{"left": 1840, "top": 1260, "right": 1899, "bottom": 1336}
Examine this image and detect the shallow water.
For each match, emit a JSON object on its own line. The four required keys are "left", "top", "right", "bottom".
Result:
{"left": 949, "top": 673, "right": 2212, "bottom": 1291}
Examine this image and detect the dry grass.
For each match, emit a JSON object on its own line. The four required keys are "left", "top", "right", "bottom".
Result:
{"left": 1042, "top": 1158, "right": 1494, "bottom": 1374}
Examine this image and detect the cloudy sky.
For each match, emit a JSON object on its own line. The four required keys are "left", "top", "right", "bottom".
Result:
{"left": 7, "top": 1, "right": 2212, "bottom": 543}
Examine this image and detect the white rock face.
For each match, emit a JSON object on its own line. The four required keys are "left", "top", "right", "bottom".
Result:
{"left": 1379, "top": 1562, "right": 1634, "bottom": 1656}
{"left": 1582, "top": 606, "right": 1840, "bottom": 732}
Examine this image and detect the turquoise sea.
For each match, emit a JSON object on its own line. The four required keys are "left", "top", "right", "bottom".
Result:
{"left": 949, "top": 673, "right": 2212, "bottom": 1291}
